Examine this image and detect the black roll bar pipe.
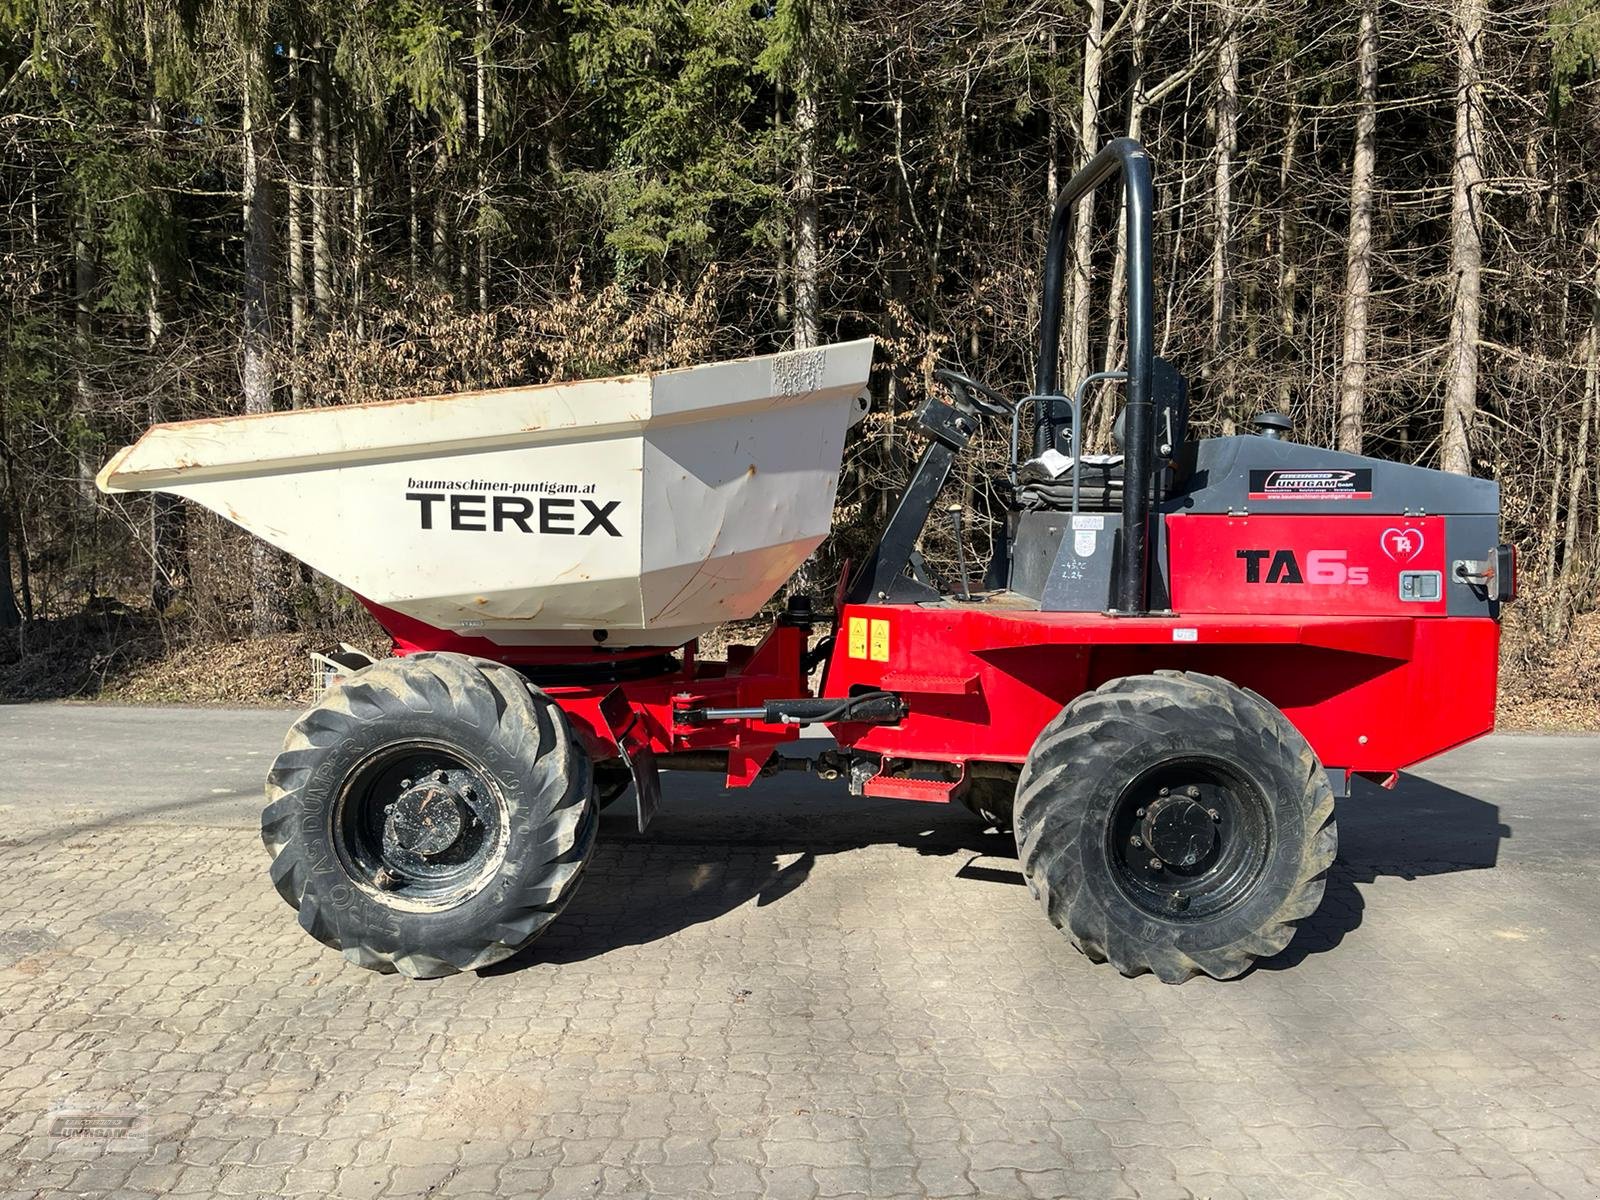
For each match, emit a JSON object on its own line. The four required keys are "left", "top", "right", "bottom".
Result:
{"left": 1035, "top": 137, "right": 1155, "bottom": 615}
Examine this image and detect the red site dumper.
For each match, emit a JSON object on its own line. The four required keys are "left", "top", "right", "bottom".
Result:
{"left": 100, "top": 139, "right": 1512, "bottom": 983}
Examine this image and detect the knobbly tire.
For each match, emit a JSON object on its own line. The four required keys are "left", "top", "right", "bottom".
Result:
{"left": 261, "top": 651, "right": 596, "bottom": 979}
{"left": 1014, "top": 671, "right": 1336, "bottom": 983}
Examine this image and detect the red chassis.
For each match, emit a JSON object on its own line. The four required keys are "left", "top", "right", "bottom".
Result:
{"left": 822, "top": 604, "right": 1498, "bottom": 798}
{"left": 369, "top": 595, "right": 1499, "bottom": 801}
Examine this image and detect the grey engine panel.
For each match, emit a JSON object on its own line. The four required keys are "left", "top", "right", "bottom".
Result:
{"left": 1167, "top": 436, "right": 1498, "bottom": 518}
{"left": 1011, "top": 435, "right": 1500, "bottom": 616}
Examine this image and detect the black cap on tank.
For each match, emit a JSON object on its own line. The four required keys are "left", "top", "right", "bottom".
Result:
{"left": 1252, "top": 412, "right": 1292, "bottom": 441}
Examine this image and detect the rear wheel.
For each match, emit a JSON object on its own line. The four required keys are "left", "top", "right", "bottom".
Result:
{"left": 1014, "top": 671, "right": 1335, "bottom": 983}
{"left": 262, "top": 652, "right": 596, "bottom": 979}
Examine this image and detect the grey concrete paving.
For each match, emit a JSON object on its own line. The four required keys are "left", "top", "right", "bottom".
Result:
{"left": 0, "top": 703, "right": 1597, "bottom": 1199}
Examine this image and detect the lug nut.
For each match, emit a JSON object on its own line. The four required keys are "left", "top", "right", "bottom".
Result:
{"left": 1149, "top": 857, "right": 1163, "bottom": 870}
{"left": 1158, "top": 787, "right": 1169, "bottom": 797}
{"left": 1135, "top": 807, "right": 1146, "bottom": 818}
{"left": 400, "top": 778, "right": 413, "bottom": 789}
{"left": 1187, "top": 786, "right": 1201, "bottom": 799}
{"left": 1208, "top": 808, "right": 1220, "bottom": 821}
{"left": 1130, "top": 835, "right": 1142, "bottom": 847}
{"left": 374, "top": 867, "right": 398, "bottom": 891}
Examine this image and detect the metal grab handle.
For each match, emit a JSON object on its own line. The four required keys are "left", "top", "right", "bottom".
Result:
{"left": 1068, "top": 371, "right": 1127, "bottom": 517}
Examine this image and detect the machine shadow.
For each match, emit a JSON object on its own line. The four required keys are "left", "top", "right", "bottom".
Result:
{"left": 484, "top": 779, "right": 1013, "bottom": 974}
{"left": 486, "top": 765, "right": 1507, "bottom": 976}
{"left": 1256, "top": 770, "right": 1508, "bottom": 972}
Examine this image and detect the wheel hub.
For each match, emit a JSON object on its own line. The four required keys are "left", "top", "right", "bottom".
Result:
{"left": 385, "top": 775, "right": 469, "bottom": 859}
{"left": 1140, "top": 792, "right": 1216, "bottom": 869}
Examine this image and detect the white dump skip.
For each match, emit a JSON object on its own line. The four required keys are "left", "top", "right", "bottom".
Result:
{"left": 99, "top": 339, "right": 875, "bottom": 648}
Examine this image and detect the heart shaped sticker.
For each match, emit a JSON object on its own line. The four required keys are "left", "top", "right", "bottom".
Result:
{"left": 1380, "top": 526, "right": 1425, "bottom": 563}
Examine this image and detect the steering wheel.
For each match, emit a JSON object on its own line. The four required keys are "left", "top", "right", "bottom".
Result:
{"left": 933, "top": 367, "right": 1015, "bottom": 418}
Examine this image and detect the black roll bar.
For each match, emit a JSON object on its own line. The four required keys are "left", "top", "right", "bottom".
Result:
{"left": 1035, "top": 137, "right": 1155, "bottom": 615}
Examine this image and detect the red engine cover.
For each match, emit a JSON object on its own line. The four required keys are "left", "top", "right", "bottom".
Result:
{"left": 1167, "top": 513, "right": 1448, "bottom": 617}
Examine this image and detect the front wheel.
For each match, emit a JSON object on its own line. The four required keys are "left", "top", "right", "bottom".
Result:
{"left": 1014, "top": 671, "right": 1336, "bottom": 983}
{"left": 262, "top": 652, "right": 596, "bottom": 979}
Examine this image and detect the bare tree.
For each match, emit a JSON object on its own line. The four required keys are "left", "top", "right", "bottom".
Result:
{"left": 1441, "top": 0, "right": 1486, "bottom": 476}
{"left": 72, "top": 196, "right": 96, "bottom": 508}
{"left": 242, "top": 35, "right": 287, "bottom": 633}
{"left": 1066, "top": 0, "right": 1125, "bottom": 392}
{"left": 0, "top": 395, "right": 19, "bottom": 627}
{"left": 0, "top": 508, "right": 18, "bottom": 628}
{"left": 1558, "top": 217, "right": 1600, "bottom": 614}
{"left": 793, "top": 68, "right": 820, "bottom": 350}
{"left": 311, "top": 41, "right": 333, "bottom": 320}
{"left": 1338, "top": 0, "right": 1379, "bottom": 453}
{"left": 1272, "top": 50, "right": 1301, "bottom": 416}
{"left": 142, "top": 6, "right": 185, "bottom": 612}
{"left": 1208, "top": 2, "right": 1241, "bottom": 417}
{"left": 287, "top": 44, "right": 306, "bottom": 407}
{"left": 476, "top": 0, "right": 491, "bottom": 312}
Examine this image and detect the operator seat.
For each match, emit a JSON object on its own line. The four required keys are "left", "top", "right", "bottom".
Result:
{"left": 1011, "top": 357, "right": 1188, "bottom": 513}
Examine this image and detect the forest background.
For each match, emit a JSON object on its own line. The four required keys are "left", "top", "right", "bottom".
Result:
{"left": 2, "top": 0, "right": 1598, "bottom": 724}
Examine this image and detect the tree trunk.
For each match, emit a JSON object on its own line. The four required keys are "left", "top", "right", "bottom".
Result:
{"left": 1543, "top": 410, "right": 1564, "bottom": 591}
{"left": 793, "top": 71, "right": 820, "bottom": 350}
{"left": 1067, "top": 0, "right": 1108, "bottom": 394}
{"left": 0, "top": 502, "right": 18, "bottom": 630}
{"left": 1209, "top": 7, "right": 1241, "bottom": 417}
{"left": 1276, "top": 57, "right": 1301, "bottom": 416}
{"left": 242, "top": 40, "right": 288, "bottom": 634}
{"left": 434, "top": 189, "right": 450, "bottom": 278}
{"left": 145, "top": 37, "right": 186, "bottom": 613}
{"left": 310, "top": 43, "right": 333, "bottom": 322}
{"left": 1441, "top": 0, "right": 1486, "bottom": 476}
{"left": 408, "top": 111, "right": 420, "bottom": 276}
{"left": 1, "top": 428, "right": 31, "bottom": 625}
{"left": 1046, "top": 29, "right": 1059, "bottom": 207}
{"left": 476, "top": 0, "right": 492, "bottom": 312}
{"left": 1338, "top": 0, "right": 1378, "bottom": 453}
{"left": 287, "top": 45, "right": 305, "bottom": 408}
{"left": 72, "top": 197, "right": 97, "bottom": 509}
{"left": 0, "top": 401, "right": 19, "bottom": 629}
{"left": 1558, "top": 218, "right": 1600, "bottom": 612}
{"left": 1094, "top": 0, "right": 1147, "bottom": 450}
{"left": 351, "top": 120, "right": 368, "bottom": 336}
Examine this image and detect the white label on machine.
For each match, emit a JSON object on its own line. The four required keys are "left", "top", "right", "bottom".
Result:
{"left": 1172, "top": 628, "right": 1199, "bottom": 642}
{"left": 1071, "top": 514, "right": 1105, "bottom": 530}
{"left": 1074, "top": 530, "right": 1097, "bottom": 557}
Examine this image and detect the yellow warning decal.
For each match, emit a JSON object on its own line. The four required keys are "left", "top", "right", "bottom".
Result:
{"left": 869, "top": 619, "right": 890, "bottom": 662}
{"left": 847, "top": 616, "right": 869, "bottom": 659}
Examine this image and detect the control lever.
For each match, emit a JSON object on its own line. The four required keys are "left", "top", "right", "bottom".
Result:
{"left": 946, "top": 503, "right": 973, "bottom": 601}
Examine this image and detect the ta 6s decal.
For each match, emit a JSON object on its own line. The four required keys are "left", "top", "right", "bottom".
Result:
{"left": 1168, "top": 514, "right": 1446, "bottom": 616}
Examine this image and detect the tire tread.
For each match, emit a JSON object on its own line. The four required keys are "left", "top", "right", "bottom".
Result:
{"left": 261, "top": 652, "right": 595, "bottom": 979}
{"left": 1014, "top": 671, "right": 1336, "bottom": 983}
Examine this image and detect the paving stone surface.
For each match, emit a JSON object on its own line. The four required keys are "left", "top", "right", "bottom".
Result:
{"left": 0, "top": 705, "right": 1596, "bottom": 1198}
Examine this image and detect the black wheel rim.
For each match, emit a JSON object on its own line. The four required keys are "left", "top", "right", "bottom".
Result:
{"left": 333, "top": 740, "right": 509, "bottom": 910}
{"left": 1104, "top": 755, "right": 1272, "bottom": 921}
